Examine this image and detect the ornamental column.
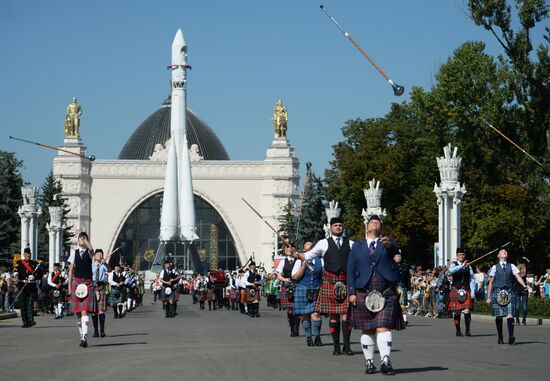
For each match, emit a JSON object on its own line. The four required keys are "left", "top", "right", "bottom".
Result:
{"left": 18, "top": 187, "right": 41, "bottom": 260}
{"left": 47, "top": 207, "right": 64, "bottom": 272}
{"left": 324, "top": 200, "right": 341, "bottom": 238}
{"left": 433, "top": 144, "right": 466, "bottom": 267}
{"left": 362, "top": 179, "right": 387, "bottom": 237}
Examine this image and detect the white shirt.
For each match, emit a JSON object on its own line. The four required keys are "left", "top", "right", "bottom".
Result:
{"left": 67, "top": 246, "right": 92, "bottom": 265}
{"left": 276, "top": 257, "right": 295, "bottom": 273}
{"left": 108, "top": 271, "right": 124, "bottom": 287}
{"left": 291, "top": 259, "right": 324, "bottom": 277}
{"left": 488, "top": 262, "right": 519, "bottom": 277}
{"left": 304, "top": 236, "right": 354, "bottom": 261}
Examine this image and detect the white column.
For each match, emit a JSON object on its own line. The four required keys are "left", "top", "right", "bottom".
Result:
{"left": 47, "top": 224, "right": 56, "bottom": 272}
{"left": 19, "top": 213, "right": 29, "bottom": 254}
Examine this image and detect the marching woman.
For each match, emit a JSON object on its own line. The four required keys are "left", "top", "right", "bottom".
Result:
{"left": 243, "top": 262, "right": 262, "bottom": 317}
{"left": 291, "top": 242, "right": 323, "bottom": 347}
{"left": 486, "top": 249, "right": 528, "bottom": 345}
{"left": 448, "top": 248, "right": 476, "bottom": 337}
{"left": 276, "top": 243, "right": 300, "bottom": 336}
{"left": 108, "top": 263, "right": 125, "bottom": 318}
{"left": 91, "top": 249, "right": 109, "bottom": 337}
{"left": 67, "top": 232, "right": 98, "bottom": 348}
{"left": 159, "top": 260, "right": 177, "bottom": 318}
{"left": 347, "top": 215, "right": 404, "bottom": 375}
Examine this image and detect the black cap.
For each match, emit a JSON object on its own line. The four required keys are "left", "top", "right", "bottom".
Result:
{"left": 250, "top": 261, "right": 256, "bottom": 267}
{"left": 53, "top": 262, "right": 61, "bottom": 267}
{"left": 367, "top": 215, "right": 381, "bottom": 223}
{"left": 330, "top": 217, "right": 343, "bottom": 226}
{"left": 456, "top": 247, "right": 465, "bottom": 254}
{"left": 94, "top": 249, "right": 104, "bottom": 254}
{"left": 23, "top": 247, "right": 31, "bottom": 255}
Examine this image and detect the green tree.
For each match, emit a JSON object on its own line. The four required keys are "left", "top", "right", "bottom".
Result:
{"left": 37, "top": 171, "right": 73, "bottom": 260}
{"left": 296, "top": 172, "right": 327, "bottom": 246}
{"left": 0, "top": 151, "right": 24, "bottom": 262}
{"left": 278, "top": 200, "right": 297, "bottom": 246}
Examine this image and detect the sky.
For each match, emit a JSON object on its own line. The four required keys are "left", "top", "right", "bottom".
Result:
{"left": 0, "top": 0, "right": 533, "bottom": 188}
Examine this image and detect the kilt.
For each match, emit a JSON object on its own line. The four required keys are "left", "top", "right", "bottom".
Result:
{"left": 109, "top": 288, "right": 123, "bottom": 305}
{"left": 96, "top": 289, "right": 107, "bottom": 311}
{"left": 279, "top": 285, "right": 294, "bottom": 310}
{"left": 70, "top": 277, "right": 98, "bottom": 314}
{"left": 397, "top": 286, "right": 408, "bottom": 306}
{"left": 491, "top": 289, "right": 517, "bottom": 317}
{"left": 447, "top": 287, "right": 474, "bottom": 313}
{"left": 292, "top": 283, "right": 319, "bottom": 315}
{"left": 245, "top": 287, "right": 260, "bottom": 303}
{"left": 162, "top": 286, "right": 176, "bottom": 302}
{"left": 316, "top": 271, "right": 348, "bottom": 315}
{"left": 229, "top": 288, "right": 237, "bottom": 300}
{"left": 198, "top": 289, "right": 207, "bottom": 301}
{"left": 51, "top": 289, "right": 66, "bottom": 304}
{"left": 349, "top": 278, "right": 404, "bottom": 331}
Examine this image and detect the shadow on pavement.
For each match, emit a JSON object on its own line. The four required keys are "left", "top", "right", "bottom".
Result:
{"left": 90, "top": 342, "right": 148, "bottom": 347}
{"left": 514, "top": 341, "right": 547, "bottom": 346}
{"left": 396, "top": 366, "right": 448, "bottom": 374}
{"left": 107, "top": 333, "right": 148, "bottom": 338}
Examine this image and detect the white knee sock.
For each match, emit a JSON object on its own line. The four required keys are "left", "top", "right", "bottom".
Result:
{"left": 403, "top": 314, "right": 407, "bottom": 322}
{"left": 81, "top": 316, "right": 89, "bottom": 339}
{"left": 361, "top": 334, "right": 376, "bottom": 362}
{"left": 376, "top": 331, "right": 392, "bottom": 363}
{"left": 77, "top": 321, "right": 82, "bottom": 337}
{"left": 58, "top": 303, "right": 63, "bottom": 315}
{"left": 53, "top": 305, "right": 59, "bottom": 317}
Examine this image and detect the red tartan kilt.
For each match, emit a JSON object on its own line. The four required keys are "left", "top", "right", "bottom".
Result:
{"left": 279, "top": 286, "right": 293, "bottom": 309}
{"left": 447, "top": 287, "right": 474, "bottom": 312}
{"left": 245, "top": 287, "right": 259, "bottom": 303}
{"left": 315, "top": 271, "right": 348, "bottom": 315}
{"left": 70, "top": 278, "right": 98, "bottom": 314}
{"left": 349, "top": 289, "right": 405, "bottom": 331}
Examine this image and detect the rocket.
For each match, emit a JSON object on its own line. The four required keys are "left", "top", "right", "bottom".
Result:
{"left": 159, "top": 29, "right": 198, "bottom": 242}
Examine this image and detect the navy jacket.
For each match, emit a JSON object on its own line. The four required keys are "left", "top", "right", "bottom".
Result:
{"left": 347, "top": 238, "right": 400, "bottom": 295}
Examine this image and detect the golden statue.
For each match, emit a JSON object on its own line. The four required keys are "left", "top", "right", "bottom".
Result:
{"left": 64, "top": 97, "right": 83, "bottom": 137}
{"left": 273, "top": 99, "right": 288, "bottom": 139}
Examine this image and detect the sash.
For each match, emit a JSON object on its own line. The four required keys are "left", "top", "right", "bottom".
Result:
{"left": 21, "top": 260, "right": 34, "bottom": 274}
{"left": 52, "top": 272, "right": 61, "bottom": 283}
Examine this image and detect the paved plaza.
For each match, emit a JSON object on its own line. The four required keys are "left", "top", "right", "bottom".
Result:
{"left": 1, "top": 294, "right": 547, "bottom": 380}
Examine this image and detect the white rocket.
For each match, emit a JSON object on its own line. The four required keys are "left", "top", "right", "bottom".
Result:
{"left": 159, "top": 29, "right": 198, "bottom": 242}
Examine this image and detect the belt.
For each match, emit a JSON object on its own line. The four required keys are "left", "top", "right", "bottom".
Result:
{"left": 358, "top": 282, "right": 396, "bottom": 292}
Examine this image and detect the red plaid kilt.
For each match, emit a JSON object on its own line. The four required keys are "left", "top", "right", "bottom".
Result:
{"left": 245, "top": 287, "right": 260, "bottom": 303}
{"left": 316, "top": 271, "right": 348, "bottom": 315}
{"left": 447, "top": 287, "right": 474, "bottom": 313}
{"left": 349, "top": 285, "right": 405, "bottom": 331}
{"left": 70, "top": 277, "right": 98, "bottom": 314}
{"left": 279, "top": 285, "right": 293, "bottom": 310}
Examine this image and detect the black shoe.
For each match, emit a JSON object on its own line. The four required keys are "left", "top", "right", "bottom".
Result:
{"left": 314, "top": 336, "right": 323, "bottom": 346}
{"left": 307, "top": 337, "right": 314, "bottom": 347}
{"left": 381, "top": 358, "right": 395, "bottom": 375}
{"left": 100, "top": 331, "right": 106, "bottom": 337}
{"left": 498, "top": 336, "right": 504, "bottom": 344}
{"left": 342, "top": 344, "right": 354, "bottom": 355}
{"left": 21, "top": 324, "right": 28, "bottom": 328}
{"left": 332, "top": 345, "right": 342, "bottom": 355}
{"left": 508, "top": 336, "right": 515, "bottom": 345}
{"left": 465, "top": 331, "right": 472, "bottom": 337}
{"left": 92, "top": 331, "right": 99, "bottom": 338}
{"left": 80, "top": 338, "right": 88, "bottom": 348}
{"left": 456, "top": 331, "right": 464, "bottom": 337}
{"left": 290, "top": 332, "right": 299, "bottom": 337}
{"left": 365, "top": 360, "right": 376, "bottom": 374}
{"left": 29, "top": 321, "right": 36, "bottom": 327}
{"left": 522, "top": 321, "right": 527, "bottom": 326}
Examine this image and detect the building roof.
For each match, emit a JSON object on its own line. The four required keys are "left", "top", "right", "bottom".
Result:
{"left": 118, "top": 97, "right": 229, "bottom": 160}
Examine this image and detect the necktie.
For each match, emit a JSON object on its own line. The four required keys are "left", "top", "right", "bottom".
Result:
{"left": 369, "top": 241, "right": 376, "bottom": 255}
{"left": 335, "top": 237, "right": 341, "bottom": 249}
{"left": 502, "top": 263, "right": 506, "bottom": 271}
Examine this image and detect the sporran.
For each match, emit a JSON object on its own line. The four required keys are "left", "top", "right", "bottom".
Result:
{"left": 333, "top": 281, "right": 347, "bottom": 300}
{"left": 496, "top": 289, "right": 510, "bottom": 307}
{"left": 364, "top": 290, "right": 385, "bottom": 313}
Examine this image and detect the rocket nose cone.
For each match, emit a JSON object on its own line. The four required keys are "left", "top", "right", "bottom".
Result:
{"left": 171, "top": 29, "right": 187, "bottom": 64}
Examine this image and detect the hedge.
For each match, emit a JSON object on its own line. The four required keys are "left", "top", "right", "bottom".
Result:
{"left": 474, "top": 296, "right": 550, "bottom": 318}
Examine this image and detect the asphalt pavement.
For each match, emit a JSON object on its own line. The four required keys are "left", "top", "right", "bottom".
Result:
{"left": 0, "top": 293, "right": 547, "bottom": 381}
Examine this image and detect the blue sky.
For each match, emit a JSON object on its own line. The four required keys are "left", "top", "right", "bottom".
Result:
{"left": 0, "top": 0, "right": 535, "bottom": 187}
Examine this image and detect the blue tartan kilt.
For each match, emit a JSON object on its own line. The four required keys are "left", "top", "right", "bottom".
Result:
{"left": 490, "top": 289, "right": 517, "bottom": 317}
{"left": 108, "top": 288, "right": 123, "bottom": 305}
{"left": 348, "top": 277, "right": 404, "bottom": 331}
{"left": 292, "top": 284, "right": 319, "bottom": 316}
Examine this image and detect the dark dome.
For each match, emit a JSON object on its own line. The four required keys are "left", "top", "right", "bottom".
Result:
{"left": 118, "top": 97, "right": 229, "bottom": 160}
